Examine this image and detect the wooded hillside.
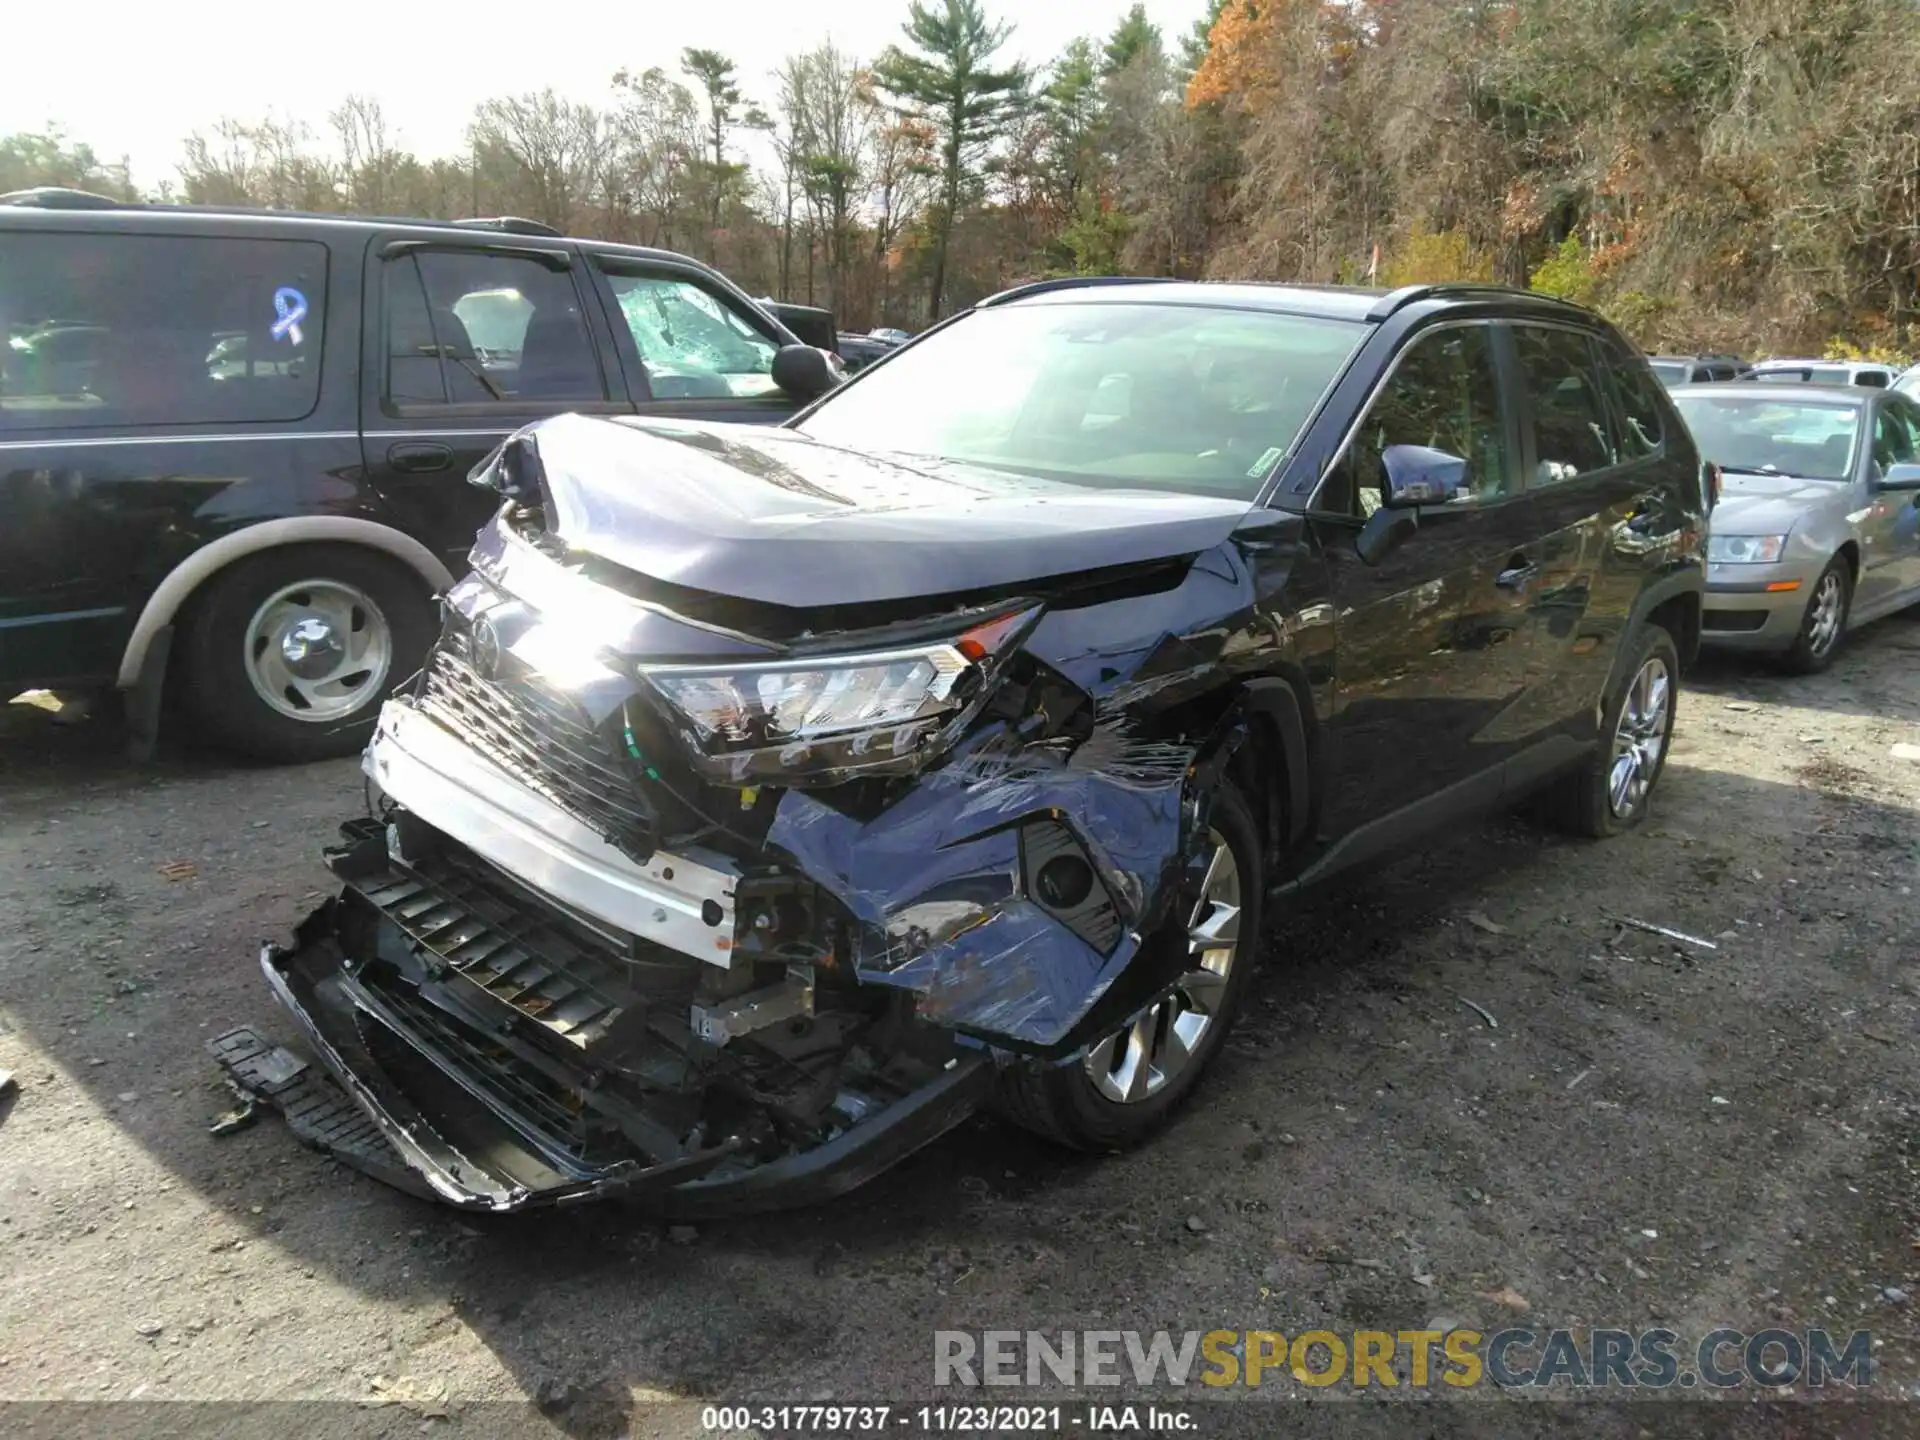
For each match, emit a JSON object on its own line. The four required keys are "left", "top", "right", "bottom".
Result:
{"left": 8, "top": 0, "right": 1917, "bottom": 355}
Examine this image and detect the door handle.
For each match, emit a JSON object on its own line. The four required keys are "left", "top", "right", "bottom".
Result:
{"left": 1495, "top": 558, "right": 1538, "bottom": 589}
{"left": 387, "top": 442, "right": 453, "bottom": 474}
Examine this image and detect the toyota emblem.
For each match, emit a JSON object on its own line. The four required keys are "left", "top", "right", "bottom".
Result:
{"left": 471, "top": 616, "right": 502, "bottom": 680}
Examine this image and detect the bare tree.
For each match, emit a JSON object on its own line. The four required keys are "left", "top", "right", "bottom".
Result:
{"left": 468, "top": 91, "right": 609, "bottom": 232}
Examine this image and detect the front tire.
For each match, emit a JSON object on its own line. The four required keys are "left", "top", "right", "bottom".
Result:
{"left": 1539, "top": 622, "right": 1679, "bottom": 839}
{"left": 174, "top": 544, "right": 436, "bottom": 763}
{"left": 997, "top": 779, "right": 1265, "bottom": 1152}
{"left": 1781, "top": 556, "right": 1851, "bottom": 675}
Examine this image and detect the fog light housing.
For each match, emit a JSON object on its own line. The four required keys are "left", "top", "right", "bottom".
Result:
{"left": 1021, "top": 820, "right": 1122, "bottom": 954}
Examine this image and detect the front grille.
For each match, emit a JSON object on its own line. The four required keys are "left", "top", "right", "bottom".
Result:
{"left": 417, "top": 644, "right": 658, "bottom": 863}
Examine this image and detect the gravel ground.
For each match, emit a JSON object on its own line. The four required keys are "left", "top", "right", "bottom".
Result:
{"left": 3, "top": 613, "right": 1919, "bottom": 1438}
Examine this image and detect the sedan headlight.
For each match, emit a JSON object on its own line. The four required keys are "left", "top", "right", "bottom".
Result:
{"left": 641, "top": 605, "right": 1039, "bottom": 784}
{"left": 1707, "top": 533, "right": 1788, "bottom": 564}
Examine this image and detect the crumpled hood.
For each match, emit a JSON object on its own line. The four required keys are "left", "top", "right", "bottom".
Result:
{"left": 1713, "top": 472, "right": 1847, "bottom": 532}
{"left": 502, "top": 413, "right": 1254, "bottom": 607}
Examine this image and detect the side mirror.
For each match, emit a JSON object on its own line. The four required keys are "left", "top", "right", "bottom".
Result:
{"left": 1380, "top": 444, "right": 1471, "bottom": 508}
{"left": 771, "top": 344, "right": 842, "bottom": 401}
{"left": 1877, "top": 461, "right": 1920, "bottom": 492}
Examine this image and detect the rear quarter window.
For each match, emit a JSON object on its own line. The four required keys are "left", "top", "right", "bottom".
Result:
{"left": 0, "top": 230, "right": 326, "bottom": 430}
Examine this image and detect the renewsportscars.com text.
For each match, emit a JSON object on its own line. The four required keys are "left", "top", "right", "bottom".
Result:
{"left": 933, "top": 1328, "right": 1874, "bottom": 1390}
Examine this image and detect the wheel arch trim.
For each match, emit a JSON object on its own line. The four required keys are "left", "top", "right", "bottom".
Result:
{"left": 115, "top": 518, "right": 458, "bottom": 689}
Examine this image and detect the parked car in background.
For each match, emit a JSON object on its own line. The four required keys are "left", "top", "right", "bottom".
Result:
{"left": 1672, "top": 382, "right": 1920, "bottom": 670}
{"left": 834, "top": 332, "right": 900, "bottom": 372}
{"left": 1893, "top": 364, "right": 1920, "bottom": 400}
{"left": 1648, "top": 353, "right": 1747, "bottom": 387}
{"left": 867, "top": 327, "right": 913, "bottom": 345}
{"left": 1746, "top": 358, "right": 1898, "bottom": 388}
{"left": 239, "top": 278, "right": 1707, "bottom": 1213}
{"left": 0, "top": 188, "right": 839, "bottom": 762}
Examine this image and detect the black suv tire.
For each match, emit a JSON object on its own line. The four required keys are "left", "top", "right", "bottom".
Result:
{"left": 1538, "top": 622, "right": 1680, "bottom": 839}
{"left": 175, "top": 544, "right": 435, "bottom": 763}
{"left": 997, "top": 779, "right": 1264, "bottom": 1151}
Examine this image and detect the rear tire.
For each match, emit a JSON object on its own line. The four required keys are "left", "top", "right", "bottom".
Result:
{"left": 174, "top": 544, "right": 436, "bottom": 763}
{"left": 997, "top": 779, "right": 1264, "bottom": 1152}
{"left": 1780, "top": 556, "right": 1851, "bottom": 675}
{"left": 1537, "top": 622, "right": 1679, "bottom": 839}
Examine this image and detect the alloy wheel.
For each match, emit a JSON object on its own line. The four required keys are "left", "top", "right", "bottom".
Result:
{"left": 1084, "top": 828, "right": 1242, "bottom": 1104}
{"left": 1607, "top": 655, "right": 1672, "bottom": 820}
{"left": 1805, "top": 569, "right": 1845, "bottom": 660}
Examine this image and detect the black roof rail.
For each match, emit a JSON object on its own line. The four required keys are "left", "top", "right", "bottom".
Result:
{"left": 1365, "top": 282, "right": 1589, "bottom": 321}
{"left": 976, "top": 275, "right": 1169, "bottom": 308}
{"left": 0, "top": 186, "right": 132, "bottom": 210}
{"left": 450, "top": 215, "right": 563, "bottom": 237}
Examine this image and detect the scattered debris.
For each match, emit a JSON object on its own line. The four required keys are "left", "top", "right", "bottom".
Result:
{"left": 1463, "top": 911, "right": 1508, "bottom": 936}
{"left": 156, "top": 861, "right": 198, "bottom": 883}
{"left": 208, "top": 1097, "right": 260, "bottom": 1137}
{"left": 1565, "top": 1068, "right": 1594, "bottom": 1092}
{"left": 1185, "top": 1214, "right": 1208, "bottom": 1234}
{"left": 533, "top": 1377, "right": 575, "bottom": 1414}
{"left": 1480, "top": 1286, "right": 1530, "bottom": 1312}
{"left": 1885, "top": 1287, "right": 1911, "bottom": 1306}
{"left": 134, "top": 1322, "right": 162, "bottom": 1338}
{"left": 1351, "top": 1258, "right": 1388, "bottom": 1271}
{"left": 1610, "top": 916, "right": 1719, "bottom": 951}
{"left": 1456, "top": 996, "right": 1499, "bottom": 1030}
{"left": 1710, "top": 1096, "right": 1730, "bottom": 1106}
{"left": 1722, "top": 701, "right": 1760, "bottom": 713}
{"left": 1862, "top": 1029, "right": 1900, "bottom": 1047}
{"left": 1411, "top": 1272, "right": 1437, "bottom": 1288}
{"left": 1891, "top": 743, "right": 1920, "bottom": 764}
{"left": 1641, "top": 1229, "right": 1659, "bottom": 1240}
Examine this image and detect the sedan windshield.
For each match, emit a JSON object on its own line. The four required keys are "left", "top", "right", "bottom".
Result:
{"left": 793, "top": 301, "right": 1367, "bottom": 498}
{"left": 1672, "top": 394, "right": 1861, "bottom": 481}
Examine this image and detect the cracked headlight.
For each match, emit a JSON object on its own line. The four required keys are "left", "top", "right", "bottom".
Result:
{"left": 641, "top": 606, "right": 1039, "bottom": 784}
{"left": 1708, "top": 533, "right": 1787, "bottom": 564}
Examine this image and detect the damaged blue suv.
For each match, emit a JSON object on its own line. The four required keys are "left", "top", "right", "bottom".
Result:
{"left": 232, "top": 278, "right": 1708, "bottom": 1213}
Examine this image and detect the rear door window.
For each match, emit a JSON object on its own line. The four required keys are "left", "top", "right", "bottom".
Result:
{"left": 381, "top": 248, "right": 606, "bottom": 409}
{"left": 0, "top": 230, "right": 325, "bottom": 429}
{"left": 1512, "top": 325, "right": 1617, "bottom": 483}
{"left": 1599, "top": 345, "right": 1667, "bottom": 462}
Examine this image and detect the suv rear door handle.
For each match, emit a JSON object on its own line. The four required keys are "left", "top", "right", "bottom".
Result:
{"left": 1495, "top": 557, "right": 1538, "bottom": 589}
{"left": 387, "top": 442, "right": 453, "bottom": 474}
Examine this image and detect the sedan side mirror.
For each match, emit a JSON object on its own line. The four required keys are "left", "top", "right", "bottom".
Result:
{"left": 1380, "top": 444, "right": 1471, "bottom": 508}
{"left": 1877, "top": 461, "right": 1920, "bottom": 492}
{"left": 771, "top": 343, "right": 843, "bottom": 401}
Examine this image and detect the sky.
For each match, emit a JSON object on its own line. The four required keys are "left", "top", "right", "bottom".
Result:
{"left": 7, "top": 0, "right": 1208, "bottom": 193}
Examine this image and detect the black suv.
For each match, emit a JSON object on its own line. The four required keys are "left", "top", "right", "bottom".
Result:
{"left": 234, "top": 278, "right": 1708, "bottom": 1214}
{"left": 0, "top": 190, "right": 836, "bottom": 760}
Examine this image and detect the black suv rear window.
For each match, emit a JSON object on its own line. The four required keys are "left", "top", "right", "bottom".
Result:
{"left": 0, "top": 231, "right": 326, "bottom": 430}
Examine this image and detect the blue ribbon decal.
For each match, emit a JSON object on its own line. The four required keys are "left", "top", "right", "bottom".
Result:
{"left": 271, "top": 286, "right": 308, "bottom": 345}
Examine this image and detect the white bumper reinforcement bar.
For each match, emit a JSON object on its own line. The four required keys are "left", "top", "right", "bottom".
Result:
{"left": 362, "top": 700, "right": 740, "bottom": 968}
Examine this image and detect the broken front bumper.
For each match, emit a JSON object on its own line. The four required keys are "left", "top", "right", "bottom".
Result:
{"left": 233, "top": 857, "right": 992, "bottom": 1216}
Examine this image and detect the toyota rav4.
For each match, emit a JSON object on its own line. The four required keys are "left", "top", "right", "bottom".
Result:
{"left": 228, "top": 279, "right": 1709, "bottom": 1214}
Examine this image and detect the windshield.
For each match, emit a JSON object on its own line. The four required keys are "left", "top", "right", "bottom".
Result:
{"left": 1672, "top": 394, "right": 1861, "bottom": 481}
{"left": 1754, "top": 364, "right": 1850, "bottom": 385}
{"left": 794, "top": 301, "right": 1368, "bottom": 498}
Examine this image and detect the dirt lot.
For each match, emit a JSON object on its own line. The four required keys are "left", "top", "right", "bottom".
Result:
{"left": 3, "top": 613, "right": 1920, "bottom": 1437}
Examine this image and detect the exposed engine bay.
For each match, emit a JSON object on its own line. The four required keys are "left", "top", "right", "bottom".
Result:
{"left": 230, "top": 414, "right": 1297, "bottom": 1213}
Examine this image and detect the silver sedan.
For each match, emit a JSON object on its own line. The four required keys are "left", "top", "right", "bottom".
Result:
{"left": 1673, "top": 383, "right": 1920, "bottom": 671}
